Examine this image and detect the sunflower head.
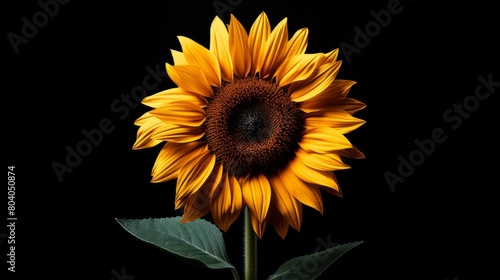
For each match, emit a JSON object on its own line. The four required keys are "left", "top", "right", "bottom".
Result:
{"left": 133, "top": 12, "right": 366, "bottom": 239}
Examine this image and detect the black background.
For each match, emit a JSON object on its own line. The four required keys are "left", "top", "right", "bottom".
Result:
{"left": 3, "top": 0, "right": 499, "bottom": 279}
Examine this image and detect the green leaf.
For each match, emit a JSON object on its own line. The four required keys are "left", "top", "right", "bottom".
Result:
{"left": 268, "top": 241, "right": 363, "bottom": 280}
{"left": 115, "top": 217, "right": 236, "bottom": 272}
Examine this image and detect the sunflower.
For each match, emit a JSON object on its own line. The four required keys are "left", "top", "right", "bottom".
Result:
{"left": 133, "top": 12, "right": 366, "bottom": 239}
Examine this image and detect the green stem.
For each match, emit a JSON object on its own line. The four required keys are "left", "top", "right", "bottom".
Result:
{"left": 244, "top": 207, "right": 257, "bottom": 280}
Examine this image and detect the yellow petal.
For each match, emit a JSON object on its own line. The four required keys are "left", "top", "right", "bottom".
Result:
{"left": 180, "top": 186, "right": 212, "bottom": 223}
{"left": 320, "top": 49, "right": 340, "bottom": 65}
{"left": 210, "top": 16, "right": 233, "bottom": 82}
{"left": 150, "top": 101, "right": 206, "bottom": 127}
{"left": 133, "top": 111, "right": 154, "bottom": 126}
{"left": 134, "top": 111, "right": 202, "bottom": 148}
{"left": 171, "top": 49, "right": 188, "bottom": 65}
{"left": 295, "top": 147, "right": 351, "bottom": 171}
{"left": 304, "top": 109, "right": 366, "bottom": 134}
{"left": 299, "top": 80, "right": 363, "bottom": 113}
{"left": 321, "top": 49, "right": 339, "bottom": 64}
{"left": 241, "top": 174, "right": 271, "bottom": 223}
{"left": 269, "top": 205, "right": 290, "bottom": 239}
{"left": 337, "top": 146, "right": 366, "bottom": 159}
{"left": 325, "top": 79, "right": 357, "bottom": 97}
{"left": 317, "top": 171, "right": 342, "bottom": 198}
{"left": 301, "top": 96, "right": 366, "bottom": 114}
{"left": 290, "top": 61, "right": 342, "bottom": 102}
{"left": 180, "top": 163, "right": 223, "bottom": 222}
{"left": 211, "top": 173, "right": 243, "bottom": 232}
{"left": 205, "top": 163, "right": 224, "bottom": 198}
{"left": 166, "top": 64, "right": 213, "bottom": 97}
{"left": 152, "top": 123, "right": 204, "bottom": 143}
{"left": 278, "top": 165, "right": 323, "bottom": 214}
{"left": 180, "top": 192, "right": 211, "bottom": 223}
{"left": 269, "top": 174, "right": 302, "bottom": 231}
{"left": 151, "top": 142, "right": 206, "bottom": 183}
{"left": 259, "top": 17, "right": 288, "bottom": 78}
{"left": 289, "top": 156, "right": 340, "bottom": 195}
{"left": 299, "top": 127, "right": 352, "bottom": 153}
{"left": 275, "top": 53, "right": 322, "bottom": 87}
{"left": 284, "top": 28, "right": 309, "bottom": 59}
{"left": 248, "top": 11, "right": 270, "bottom": 75}
{"left": 178, "top": 36, "right": 221, "bottom": 87}
{"left": 133, "top": 131, "right": 162, "bottom": 150}
{"left": 337, "top": 97, "right": 367, "bottom": 114}
{"left": 132, "top": 113, "right": 165, "bottom": 149}
{"left": 142, "top": 88, "right": 207, "bottom": 108}
{"left": 175, "top": 149, "right": 216, "bottom": 209}
{"left": 228, "top": 14, "right": 251, "bottom": 78}
{"left": 250, "top": 210, "right": 268, "bottom": 239}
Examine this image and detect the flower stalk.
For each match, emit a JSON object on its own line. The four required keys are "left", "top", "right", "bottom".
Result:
{"left": 244, "top": 207, "right": 257, "bottom": 280}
